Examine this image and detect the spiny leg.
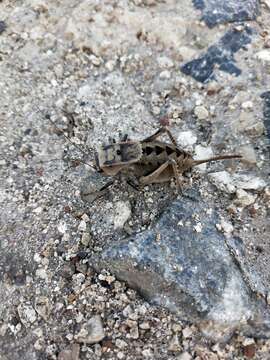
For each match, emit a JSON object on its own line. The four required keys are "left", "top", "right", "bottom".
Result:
{"left": 169, "top": 159, "right": 183, "bottom": 192}
{"left": 139, "top": 159, "right": 183, "bottom": 191}
{"left": 142, "top": 127, "right": 165, "bottom": 142}
{"left": 126, "top": 179, "right": 140, "bottom": 191}
{"left": 143, "top": 126, "right": 177, "bottom": 146}
{"left": 164, "top": 127, "right": 177, "bottom": 147}
{"left": 81, "top": 179, "right": 115, "bottom": 203}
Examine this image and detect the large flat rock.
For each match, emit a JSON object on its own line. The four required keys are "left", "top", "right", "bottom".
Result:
{"left": 91, "top": 191, "right": 270, "bottom": 337}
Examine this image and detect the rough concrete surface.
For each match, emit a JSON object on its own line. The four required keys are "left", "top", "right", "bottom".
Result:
{"left": 0, "top": 0, "right": 270, "bottom": 359}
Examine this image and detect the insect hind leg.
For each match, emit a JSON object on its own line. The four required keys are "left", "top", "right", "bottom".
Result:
{"left": 139, "top": 161, "right": 170, "bottom": 185}
{"left": 169, "top": 158, "right": 183, "bottom": 192}
{"left": 143, "top": 126, "right": 177, "bottom": 147}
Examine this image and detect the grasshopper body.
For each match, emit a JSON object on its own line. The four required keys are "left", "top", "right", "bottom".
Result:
{"left": 45, "top": 110, "right": 241, "bottom": 189}
{"left": 94, "top": 127, "right": 242, "bottom": 189}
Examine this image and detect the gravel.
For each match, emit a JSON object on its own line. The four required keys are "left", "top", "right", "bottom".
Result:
{"left": 0, "top": 0, "right": 270, "bottom": 359}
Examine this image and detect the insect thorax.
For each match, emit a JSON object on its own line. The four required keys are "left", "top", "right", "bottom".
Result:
{"left": 97, "top": 141, "right": 143, "bottom": 168}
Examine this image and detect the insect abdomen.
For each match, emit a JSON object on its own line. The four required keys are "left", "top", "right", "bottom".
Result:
{"left": 140, "top": 142, "right": 179, "bottom": 165}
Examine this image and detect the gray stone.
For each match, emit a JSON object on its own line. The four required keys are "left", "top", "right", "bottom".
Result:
{"left": 17, "top": 304, "right": 37, "bottom": 327}
{"left": 91, "top": 191, "right": 270, "bottom": 337}
{"left": 0, "top": 21, "right": 6, "bottom": 34}
{"left": 192, "top": 0, "right": 259, "bottom": 28}
{"left": 58, "top": 344, "right": 80, "bottom": 360}
{"left": 76, "top": 315, "right": 105, "bottom": 344}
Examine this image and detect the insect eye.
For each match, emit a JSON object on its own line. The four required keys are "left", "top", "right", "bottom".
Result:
{"left": 116, "top": 150, "right": 121, "bottom": 155}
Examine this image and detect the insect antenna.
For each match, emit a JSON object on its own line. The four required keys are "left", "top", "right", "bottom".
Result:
{"left": 193, "top": 154, "right": 242, "bottom": 166}
{"left": 36, "top": 105, "right": 97, "bottom": 171}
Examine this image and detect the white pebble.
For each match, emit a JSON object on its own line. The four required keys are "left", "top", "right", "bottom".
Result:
{"left": 17, "top": 304, "right": 37, "bottom": 326}
{"left": 177, "top": 352, "right": 192, "bottom": 360}
{"left": 177, "top": 131, "right": 197, "bottom": 148}
{"left": 114, "top": 201, "right": 131, "bottom": 230}
{"left": 256, "top": 49, "right": 270, "bottom": 63}
{"left": 234, "top": 189, "right": 256, "bottom": 208}
{"left": 241, "top": 101, "right": 253, "bottom": 110}
{"left": 142, "top": 349, "right": 153, "bottom": 357}
{"left": 194, "top": 145, "right": 213, "bottom": 172}
{"left": 194, "top": 222, "right": 202, "bottom": 233}
{"left": 157, "top": 56, "right": 174, "bottom": 68}
{"left": 159, "top": 70, "right": 171, "bottom": 79}
{"left": 194, "top": 105, "right": 209, "bottom": 120}
{"left": 76, "top": 315, "right": 105, "bottom": 344}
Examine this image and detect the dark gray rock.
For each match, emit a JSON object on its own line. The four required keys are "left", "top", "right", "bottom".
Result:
{"left": 181, "top": 26, "right": 253, "bottom": 83}
{"left": 0, "top": 21, "right": 6, "bottom": 34}
{"left": 260, "top": 91, "right": 270, "bottom": 140}
{"left": 192, "top": 0, "right": 259, "bottom": 28}
{"left": 91, "top": 190, "right": 270, "bottom": 338}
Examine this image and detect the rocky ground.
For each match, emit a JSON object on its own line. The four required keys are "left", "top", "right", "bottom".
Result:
{"left": 0, "top": 0, "right": 270, "bottom": 359}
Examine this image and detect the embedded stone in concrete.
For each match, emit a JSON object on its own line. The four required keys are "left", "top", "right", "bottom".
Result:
{"left": 181, "top": 27, "right": 253, "bottom": 83}
{"left": 192, "top": 0, "right": 259, "bottom": 28}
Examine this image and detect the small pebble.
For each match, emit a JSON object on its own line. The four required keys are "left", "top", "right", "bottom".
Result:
{"left": 129, "top": 325, "right": 139, "bottom": 339}
{"left": 157, "top": 56, "right": 174, "bottom": 68}
{"left": 160, "top": 70, "right": 171, "bottom": 79}
{"left": 115, "top": 339, "right": 128, "bottom": 349}
{"left": 168, "top": 334, "right": 181, "bottom": 352}
{"left": 139, "top": 321, "right": 150, "bottom": 330}
{"left": 182, "top": 327, "right": 193, "bottom": 339}
{"left": 76, "top": 315, "right": 105, "bottom": 344}
{"left": 142, "top": 349, "right": 153, "bottom": 358}
{"left": 81, "top": 232, "right": 91, "bottom": 246}
{"left": 177, "top": 352, "right": 192, "bottom": 360}
{"left": 114, "top": 201, "right": 131, "bottom": 230}
{"left": 58, "top": 344, "right": 80, "bottom": 360}
{"left": 17, "top": 304, "right": 37, "bottom": 327}
{"left": 234, "top": 189, "right": 256, "bottom": 208}
{"left": 194, "top": 145, "right": 213, "bottom": 172}
{"left": 241, "top": 101, "right": 253, "bottom": 110}
{"left": 194, "top": 105, "right": 209, "bottom": 120}
{"left": 117, "top": 352, "right": 125, "bottom": 359}
{"left": 177, "top": 131, "right": 197, "bottom": 148}
{"left": 240, "top": 145, "right": 257, "bottom": 164}
{"left": 256, "top": 49, "right": 270, "bottom": 63}
{"left": 243, "top": 344, "right": 256, "bottom": 358}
